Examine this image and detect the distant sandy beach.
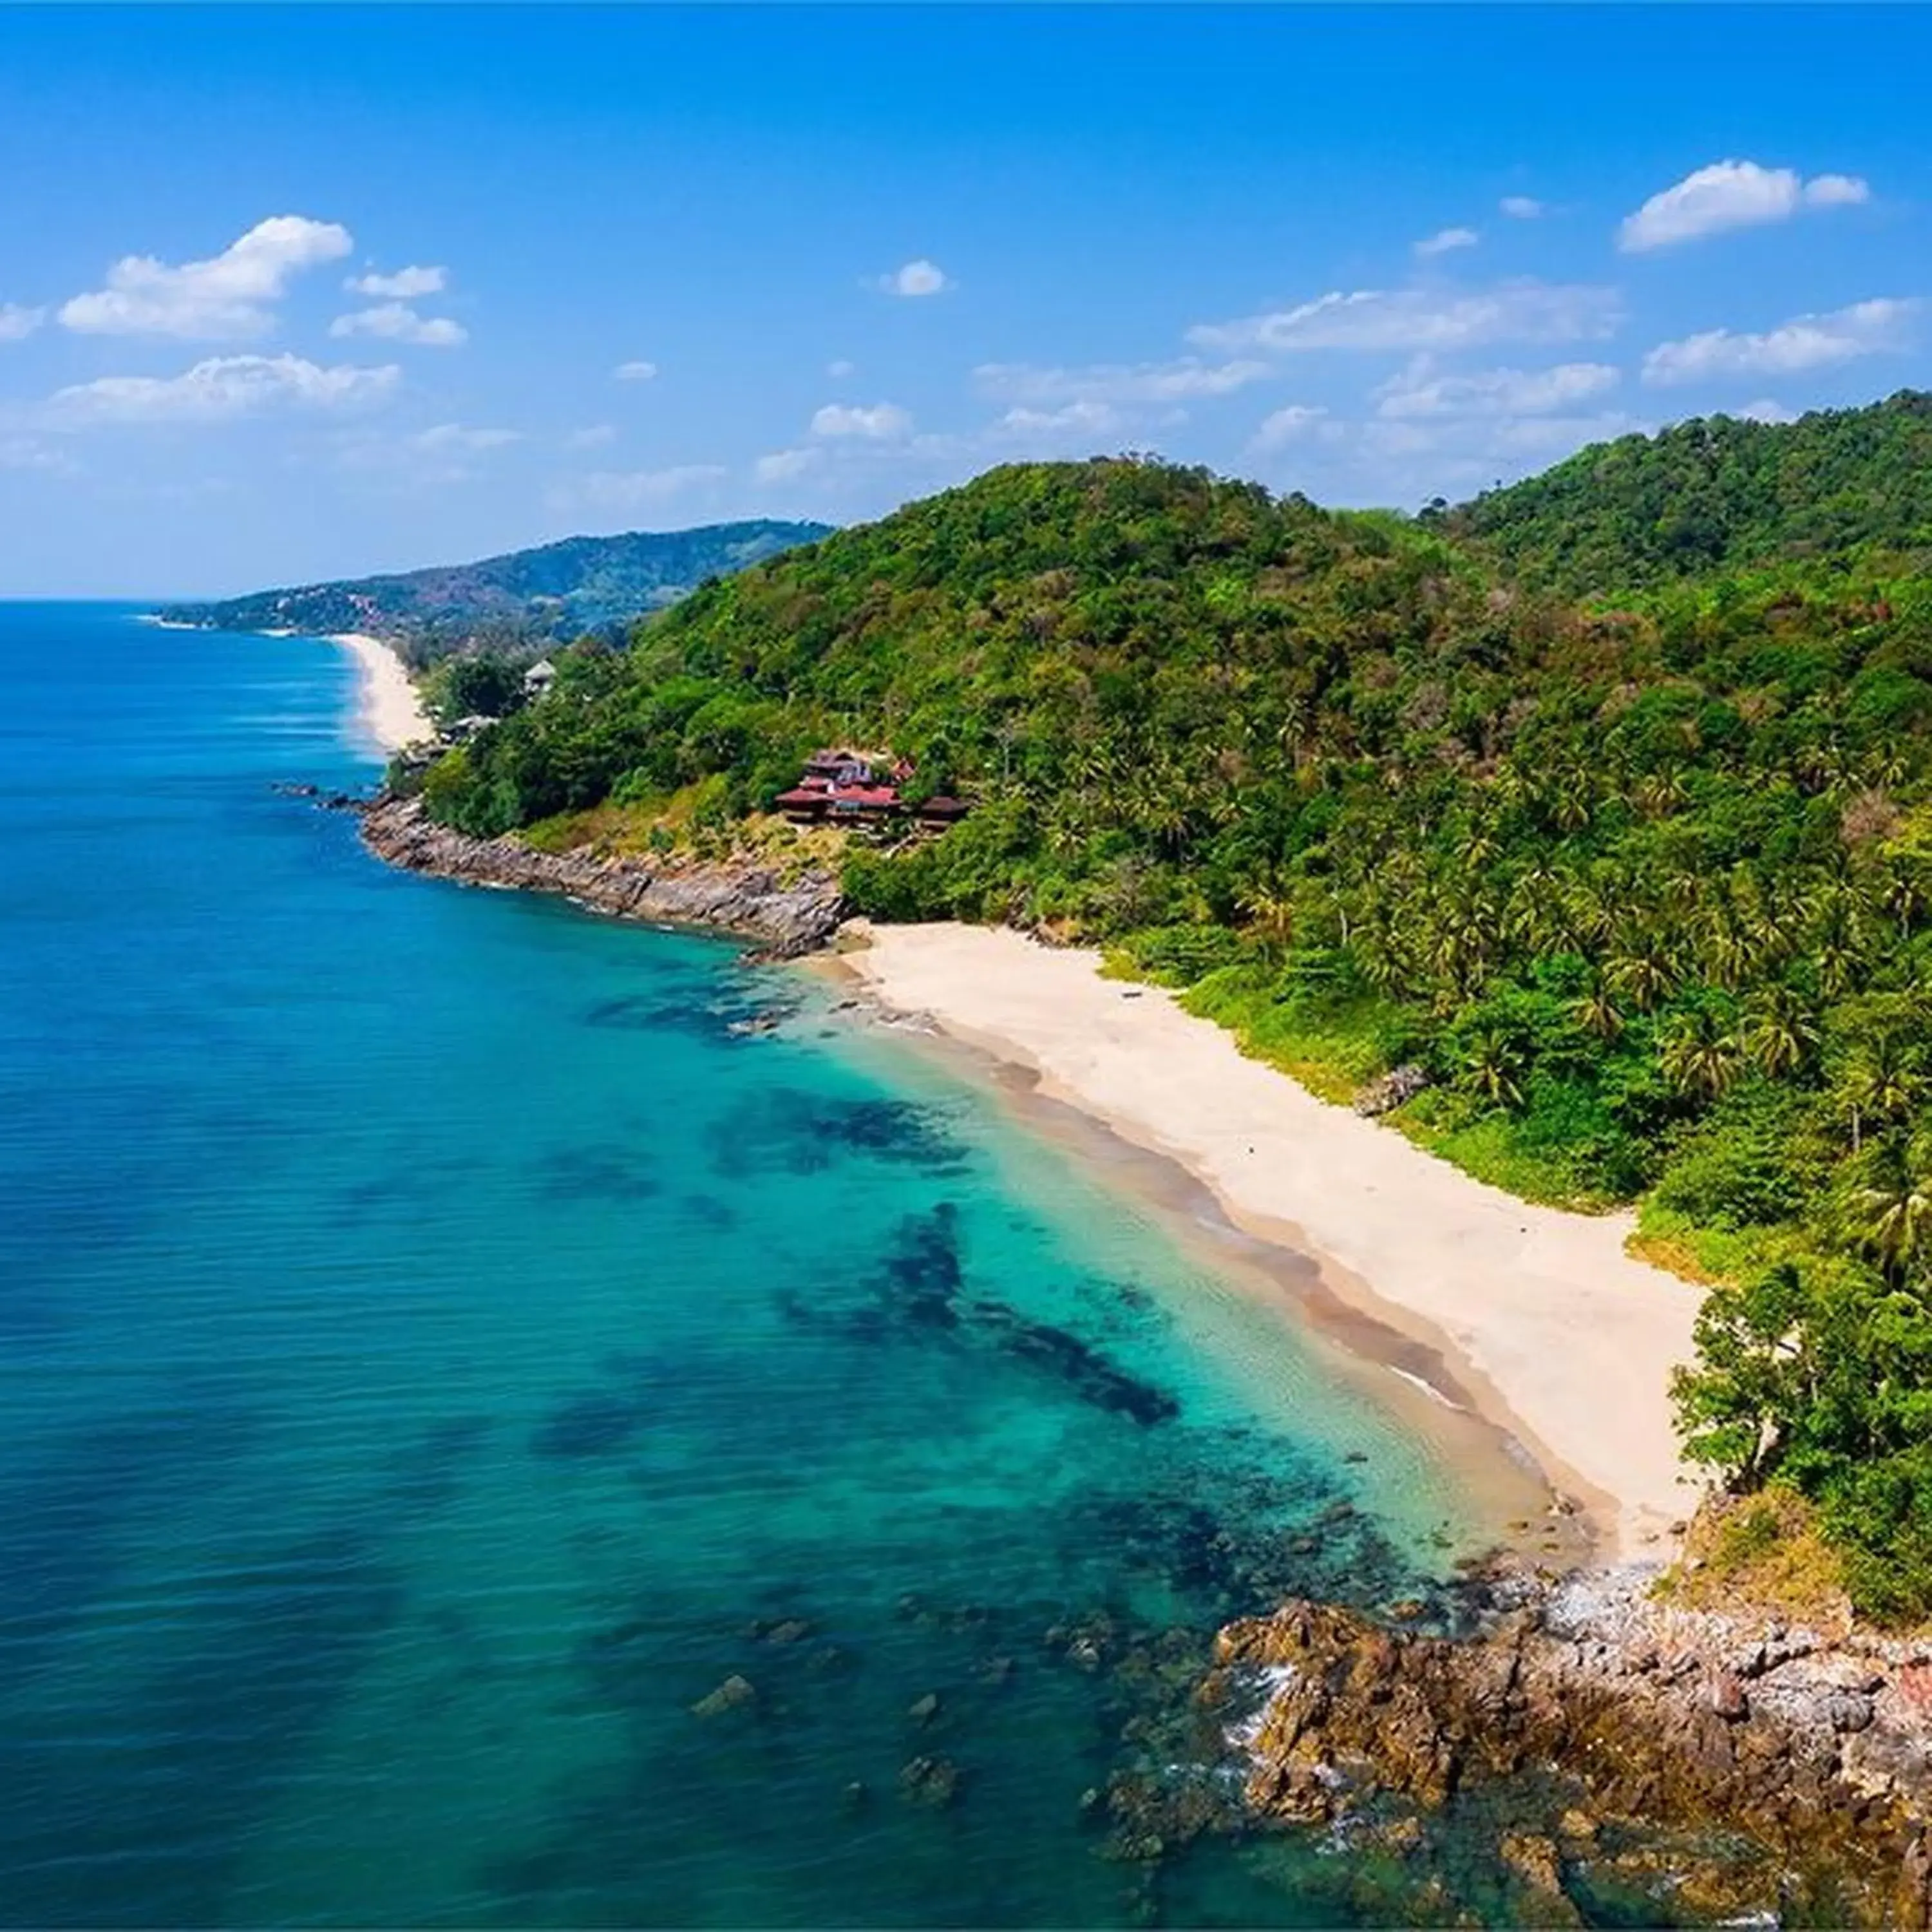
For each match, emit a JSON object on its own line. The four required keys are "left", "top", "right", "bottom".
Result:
{"left": 841, "top": 922, "right": 1707, "bottom": 1562}
{"left": 330, "top": 633, "right": 431, "bottom": 753}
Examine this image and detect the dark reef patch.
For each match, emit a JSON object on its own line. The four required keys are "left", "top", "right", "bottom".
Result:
{"left": 529, "top": 1142, "right": 661, "bottom": 1204}
{"left": 709, "top": 1089, "right": 970, "bottom": 1179}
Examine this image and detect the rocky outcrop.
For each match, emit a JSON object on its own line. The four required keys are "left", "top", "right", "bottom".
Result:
{"left": 1209, "top": 1567, "right": 1932, "bottom": 1926}
{"left": 359, "top": 797, "right": 844, "bottom": 956}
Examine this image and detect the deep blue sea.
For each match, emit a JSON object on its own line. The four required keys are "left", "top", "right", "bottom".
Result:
{"left": 0, "top": 603, "right": 1522, "bottom": 1928}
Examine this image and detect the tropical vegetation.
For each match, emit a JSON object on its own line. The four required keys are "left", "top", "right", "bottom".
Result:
{"left": 415, "top": 392, "right": 1932, "bottom": 1619}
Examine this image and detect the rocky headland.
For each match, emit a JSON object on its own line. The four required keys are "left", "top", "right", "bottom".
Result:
{"left": 358, "top": 796, "right": 844, "bottom": 956}
{"left": 1206, "top": 1564, "right": 1932, "bottom": 1926}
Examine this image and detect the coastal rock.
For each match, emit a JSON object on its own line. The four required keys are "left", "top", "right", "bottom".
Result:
{"left": 1352, "top": 1064, "right": 1430, "bottom": 1117}
{"left": 359, "top": 797, "right": 844, "bottom": 956}
{"left": 1209, "top": 1570, "right": 1932, "bottom": 1926}
{"left": 690, "top": 1673, "right": 759, "bottom": 1719}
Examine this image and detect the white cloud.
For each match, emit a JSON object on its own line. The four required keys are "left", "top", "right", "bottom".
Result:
{"left": 755, "top": 447, "right": 822, "bottom": 484}
{"left": 1804, "top": 173, "right": 1871, "bottom": 209}
{"left": 46, "top": 353, "right": 400, "bottom": 426}
{"left": 1618, "top": 159, "right": 1871, "bottom": 252}
{"left": 346, "top": 264, "right": 446, "bottom": 299}
{"left": 565, "top": 423, "right": 617, "bottom": 450}
{"left": 1375, "top": 357, "right": 1620, "bottom": 419}
{"left": 1641, "top": 297, "right": 1919, "bottom": 384}
{"left": 329, "top": 303, "right": 466, "bottom": 347}
{"left": 1415, "top": 226, "right": 1479, "bottom": 259}
{"left": 974, "top": 357, "right": 1269, "bottom": 405}
{"left": 0, "top": 303, "right": 45, "bottom": 341}
{"left": 811, "top": 401, "right": 913, "bottom": 440}
{"left": 987, "top": 400, "right": 1128, "bottom": 444}
{"left": 0, "top": 435, "right": 72, "bottom": 473}
{"left": 552, "top": 464, "right": 728, "bottom": 515}
{"left": 60, "top": 216, "right": 352, "bottom": 339}
{"left": 613, "top": 359, "right": 659, "bottom": 382}
{"left": 1189, "top": 280, "right": 1622, "bottom": 354}
{"left": 1250, "top": 404, "right": 1333, "bottom": 451}
{"left": 1499, "top": 196, "right": 1544, "bottom": 220}
{"left": 1735, "top": 398, "right": 1797, "bottom": 424}
{"left": 411, "top": 422, "right": 520, "bottom": 453}
{"left": 826, "top": 358, "right": 857, "bottom": 378}
{"left": 876, "top": 259, "right": 950, "bottom": 298}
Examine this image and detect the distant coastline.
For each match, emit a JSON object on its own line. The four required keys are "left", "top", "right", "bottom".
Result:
{"left": 328, "top": 632, "right": 431, "bottom": 754}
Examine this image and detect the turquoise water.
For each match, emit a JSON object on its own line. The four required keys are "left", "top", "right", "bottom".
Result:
{"left": 0, "top": 604, "right": 1501, "bottom": 1927}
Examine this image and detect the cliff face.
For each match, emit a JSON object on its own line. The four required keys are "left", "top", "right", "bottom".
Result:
{"left": 360, "top": 797, "right": 844, "bottom": 956}
{"left": 1209, "top": 1569, "right": 1932, "bottom": 1926}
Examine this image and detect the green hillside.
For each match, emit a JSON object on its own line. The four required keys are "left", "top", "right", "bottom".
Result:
{"left": 158, "top": 519, "right": 833, "bottom": 654}
{"left": 1444, "top": 389, "right": 1932, "bottom": 596}
{"left": 414, "top": 426, "right": 1932, "bottom": 1619}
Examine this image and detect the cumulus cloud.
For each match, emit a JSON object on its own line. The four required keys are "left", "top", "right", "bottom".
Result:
{"left": 986, "top": 400, "right": 1128, "bottom": 445}
{"left": 1189, "top": 281, "right": 1622, "bottom": 354}
{"left": 876, "top": 259, "right": 950, "bottom": 298}
{"left": 346, "top": 264, "right": 446, "bottom": 299}
{"left": 1499, "top": 196, "right": 1544, "bottom": 220}
{"left": 1415, "top": 227, "right": 1479, "bottom": 259}
{"left": 1641, "top": 298, "right": 1919, "bottom": 384}
{"left": 46, "top": 353, "right": 400, "bottom": 426}
{"left": 974, "top": 357, "right": 1269, "bottom": 405}
{"left": 1375, "top": 358, "right": 1620, "bottom": 419}
{"left": 810, "top": 401, "right": 913, "bottom": 440}
{"left": 613, "top": 359, "right": 659, "bottom": 382}
{"left": 1249, "top": 404, "right": 1334, "bottom": 451}
{"left": 0, "top": 303, "right": 45, "bottom": 342}
{"left": 1618, "top": 159, "right": 1871, "bottom": 252}
{"left": 60, "top": 216, "right": 352, "bottom": 339}
{"left": 330, "top": 303, "right": 466, "bottom": 347}
{"left": 552, "top": 464, "right": 727, "bottom": 514}
{"left": 755, "top": 447, "right": 822, "bottom": 484}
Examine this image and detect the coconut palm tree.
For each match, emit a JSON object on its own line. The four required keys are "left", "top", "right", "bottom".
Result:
{"left": 1850, "top": 1163, "right": 1932, "bottom": 1283}
{"left": 1741, "top": 984, "right": 1818, "bottom": 1079}
{"left": 1658, "top": 1005, "right": 1743, "bottom": 1102}
{"left": 1459, "top": 1023, "right": 1524, "bottom": 1108}
{"left": 1836, "top": 1034, "right": 1926, "bottom": 1153}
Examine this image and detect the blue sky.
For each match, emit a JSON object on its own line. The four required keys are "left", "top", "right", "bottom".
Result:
{"left": 1, "top": 5, "right": 1927, "bottom": 596}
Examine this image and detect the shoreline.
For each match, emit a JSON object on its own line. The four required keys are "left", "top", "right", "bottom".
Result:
{"left": 829, "top": 990, "right": 1586, "bottom": 1569}
{"left": 834, "top": 922, "right": 1707, "bottom": 1564}
{"left": 328, "top": 632, "right": 432, "bottom": 753}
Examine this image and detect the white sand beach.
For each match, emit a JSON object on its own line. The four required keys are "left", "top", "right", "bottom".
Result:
{"left": 843, "top": 922, "right": 1708, "bottom": 1561}
{"left": 331, "top": 633, "right": 431, "bottom": 752}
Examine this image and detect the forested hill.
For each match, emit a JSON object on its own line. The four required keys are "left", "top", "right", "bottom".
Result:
{"left": 158, "top": 519, "right": 833, "bottom": 654}
{"left": 415, "top": 438, "right": 1932, "bottom": 1619}
{"left": 1445, "top": 389, "right": 1932, "bottom": 597}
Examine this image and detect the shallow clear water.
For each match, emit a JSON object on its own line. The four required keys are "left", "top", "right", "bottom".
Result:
{"left": 0, "top": 605, "right": 1503, "bottom": 1927}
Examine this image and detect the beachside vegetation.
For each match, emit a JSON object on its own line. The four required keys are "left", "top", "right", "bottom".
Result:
{"left": 417, "top": 392, "right": 1932, "bottom": 1618}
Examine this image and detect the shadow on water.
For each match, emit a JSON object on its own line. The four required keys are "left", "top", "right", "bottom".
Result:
{"left": 528, "top": 1143, "right": 663, "bottom": 1205}
{"left": 0, "top": 1414, "right": 493, "bottom": 1929}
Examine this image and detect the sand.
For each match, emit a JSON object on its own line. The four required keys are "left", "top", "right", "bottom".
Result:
{"left": 330, "top": 633, "right": 432, "bottom": 752}
{"left": 842, "top": 922, "right": 1708, "bottom": 1561}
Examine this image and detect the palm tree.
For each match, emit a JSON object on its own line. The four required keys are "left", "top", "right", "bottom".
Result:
{"left": 1850, "top": 1164, "right": 1932, "bottom": 1282}
{"left": 1741, "top": 985, "right": 1818, "bottom": 1079}
{"left": 1459, "top": 1023, "right": 1524, "bottom": 1108}
{"left": 1610, "top": 934, "right": 1677, "bottom": 1013}
{"left": 1236, "top": 874, "right": 1296, "bottom": 960}
{"left": 1571, "top": 977, "right": 1624, "bottom": 1043}
{"left": 1836, "top": 1035, "right": 1926, "bottom": 1153}
{"left": 1658, "top": 1005, "right": 1743, "bottom": 1102}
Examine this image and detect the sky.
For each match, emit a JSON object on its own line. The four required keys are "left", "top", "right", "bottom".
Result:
{"left": 1, "top": 4, "right": 1927, "bottom": 597}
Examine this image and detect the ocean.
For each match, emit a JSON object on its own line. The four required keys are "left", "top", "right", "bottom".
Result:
{"left": 0, "top": 603, "right": 1515, "bottom": 1927}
